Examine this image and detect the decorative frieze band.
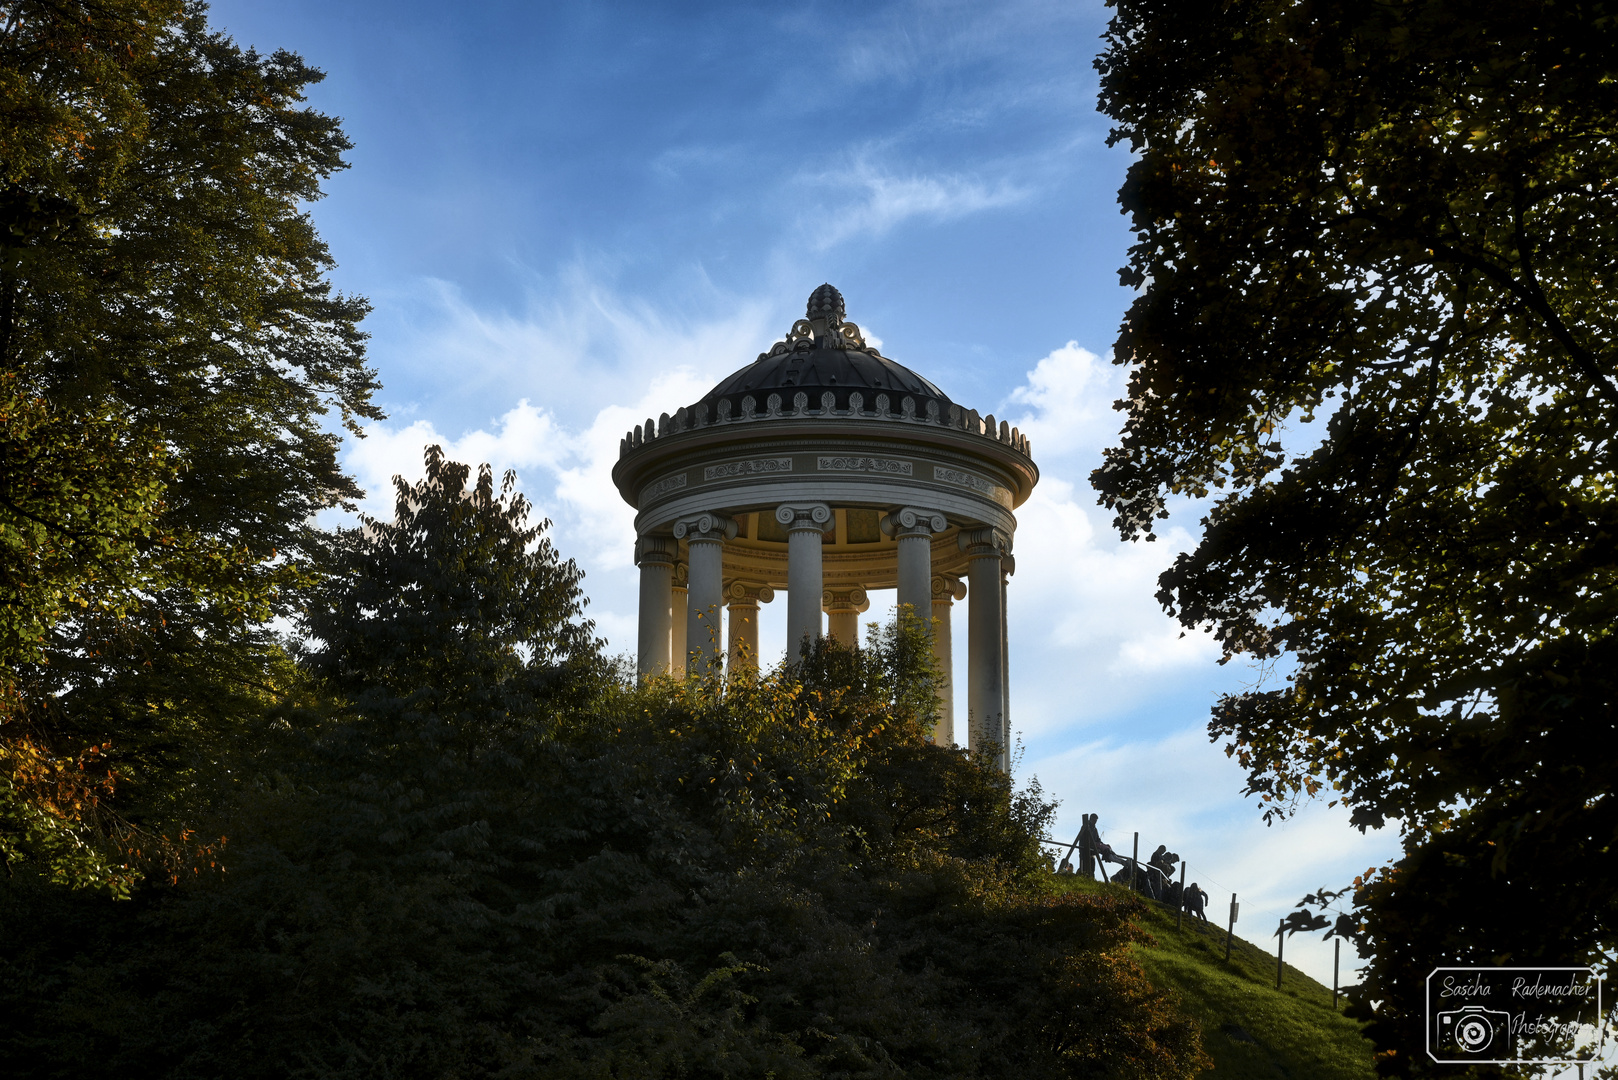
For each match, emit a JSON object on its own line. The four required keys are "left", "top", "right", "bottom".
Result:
{"left": 817, "top": 455, "right": 912, "bottom": 475}
{"left": 933, "top": 465, "right": 996, "bottom": 495}
{"left": 704, "top": 457, "right": 793, "bottom": 481}
{"left": 640, "top": 472, "right": 688, "bottom": 501}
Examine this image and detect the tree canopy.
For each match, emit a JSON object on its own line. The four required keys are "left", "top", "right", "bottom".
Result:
{"left": 1095, "top": 0, "right": 1618, "bottom": 1069}
{"left": 0, "top": 0, "right": 378, "bottom": 890}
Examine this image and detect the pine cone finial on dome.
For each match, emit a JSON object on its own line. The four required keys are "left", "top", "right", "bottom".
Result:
{"left": 806, "top": 283, "right": 845, "bottom": 327}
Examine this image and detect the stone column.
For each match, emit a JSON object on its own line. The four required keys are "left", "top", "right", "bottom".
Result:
{"left": 961, "top": 527, "right": 1009, "bottom": 769}
{"left": 726, "top": 582, "right": 774, "bottom": 673}
{"left": 823, "top": 586, "right": 868, "bottom": 647}
{"left": 670, "top": 561, "right": 688, "bottom": 680}
{"left": 777, "top": 503, "right": 833, "bottom": 656}
{"left": 635, "top": 535, "right": 674, "bottom": 681}
{"left": 884, "top": 507, "right": 947, "bottom": 621}
{"left": 1000, "top": 554, "right": 1014, "bottom": 762}
{"left": 673, "top": 512, "right": 736, "bottom": 677}
{"left": 931, "top": 574, "right": 966, "bottom": 744}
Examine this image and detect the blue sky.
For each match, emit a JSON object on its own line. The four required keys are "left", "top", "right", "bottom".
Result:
{"left": 210, "top": 0, "right": 1399, "bottom": 985}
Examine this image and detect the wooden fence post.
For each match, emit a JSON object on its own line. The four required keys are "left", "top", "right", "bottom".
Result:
{"left": 1333, "top": 937, "right": 1341, "bottom": 1009}
{"left": 1225, "top": 894, "right": 1237, "bottom": 961}
{"left": 1276, "top": 919, "right": 1285, "bottom": 990}
{"left": 1176, "top": 861, "right": 1186, "bottom": 930}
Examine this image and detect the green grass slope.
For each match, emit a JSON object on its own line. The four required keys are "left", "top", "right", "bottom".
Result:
{"left": 1055, "top": 875, "right": 1377, "bottom": 1079}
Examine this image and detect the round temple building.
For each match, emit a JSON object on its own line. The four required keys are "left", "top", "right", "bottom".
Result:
{"left": 611, "top": 285, "right": 1039, "bottom": 764}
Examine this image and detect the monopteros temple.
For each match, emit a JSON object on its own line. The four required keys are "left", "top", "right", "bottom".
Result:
{"left": 611, "top": 285, "right": 1039, "bottom": 766}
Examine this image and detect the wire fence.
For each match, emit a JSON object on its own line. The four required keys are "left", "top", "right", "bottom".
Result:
{"left": 1040, "top": 819, "right": 1363, "bottom": 1006}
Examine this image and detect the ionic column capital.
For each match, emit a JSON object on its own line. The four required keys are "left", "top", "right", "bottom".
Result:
{"left": 958, "top": 525, "right": 1011, "bottom": 557}
{"left": 672, "top": 561, "right": 689, "bottom": 587}
{"left": 673, "top": 511, "right": 738, "bottom": 543}
{"left": 725, "top": 580, "right": 776, "bottom": 606}
{"left": 635, "top": 534, "right": 676, "bottom": 567}
{"left": 822, "top": 586, "right": 870, "bottom": 614}
{"left": 932, "top": 574, "right": 967, "bottom": 603}
{"left": 775, "top": 502, "right": 834, "bottom": 532}
{"left": 882, "top": 506, "right": 948, "bottom": 538}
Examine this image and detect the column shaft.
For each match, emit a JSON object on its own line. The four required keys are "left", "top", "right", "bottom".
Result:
{"left": 967, "top": 549, "right": 1006, "bottom": 761}
{"left": 727, "top": 599, "right": 760, "bottom": 672}
{"left": 999, "top": 561, "right": 1012, "bottom": 768}
{"left": 886, "top": 508, "right": 946, "bottom": 622}
{"left": 686, "top": 538, "right": 725, "bottom": 676}
{"left": 931, "top": 592, "right": 955, "bottom": 744}
{"left": 636, "top": 550, "right": 673, "bottom": 681}
{"left": 896, "top": 534, "right": 932, "bottom": 617}
{"left": 670, "top": 579, "right": 688, "bottom": 680}
{"left": 673, "top": 512, "right": 735, "bottom": 678}
{"left": 725, "top": 583, "right": 772, "bottom": 672}
{"left": 823, "top": 586, "right": 868, "bottom": 649}
{"left": 780, "top": 504, "right": 832, "bottom": 656}
{"left": 827, "top": 609, "right": 859, "bottom": 646}
{"left": 787, "top": 529, "right": 823, "bottom": 652}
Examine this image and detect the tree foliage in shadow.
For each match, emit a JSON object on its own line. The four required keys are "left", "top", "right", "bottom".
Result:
{"left": 1094, "top": 0, "right": 1618, "bottom": 1070}
{"left": 2, "top": 449, "right": 1205, "bottom": 1079}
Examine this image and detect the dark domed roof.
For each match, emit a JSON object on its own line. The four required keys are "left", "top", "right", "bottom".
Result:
{"left": 693, "top": 285, "right": 952, "bottom": 418}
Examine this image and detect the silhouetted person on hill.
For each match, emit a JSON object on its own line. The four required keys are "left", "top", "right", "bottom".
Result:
{"left": 1184, "top": 883, "right": 1209, "bottom": 921}
{"left": 1150, "top": 844, "right": 1179, "bottom": 876}
{"left": 1077, "top": 813, "right": 1101, "bottom": 878}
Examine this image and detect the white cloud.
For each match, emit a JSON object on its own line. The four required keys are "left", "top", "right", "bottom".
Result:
{"left": 1115, "top": 623, "right": 1222, "bottom": 674}
{"left": 337, "top": 277, "right": 776, "bottom": 660}
{"left": 550, "top": 368, "right": 716, "bottom": 572}
{"left": 988, "top": 343, "right": 1227, "bottom": 734}
{"left": 1005, "top": 341, "right": 1121, "bottom": 460}
{"left": 799, "top": 157, "right": 1030, "bottom": 250}
{"left": 342, "top": 400, "right": 562, "bottom": 521}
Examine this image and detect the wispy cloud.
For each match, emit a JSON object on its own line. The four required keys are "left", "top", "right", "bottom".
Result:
{"left": 368, "top": 268, "right": 778, "bottom": 428}
{"left": 796, "top": 156, "right": 1031, "bottom": 249}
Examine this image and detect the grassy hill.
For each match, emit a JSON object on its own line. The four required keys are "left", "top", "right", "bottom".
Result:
{"left": 1053, "top": 874, "right": 1378, "bottom": 1079}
